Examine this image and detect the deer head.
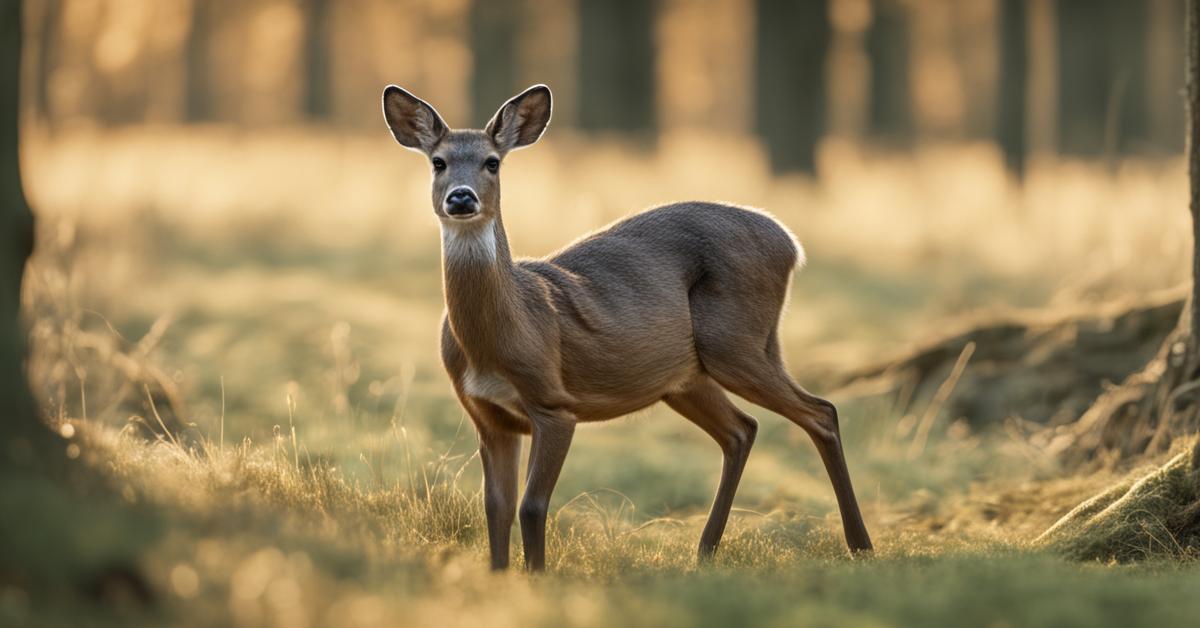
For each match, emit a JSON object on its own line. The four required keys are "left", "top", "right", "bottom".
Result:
{"left": 382, "top": 84, "right": 552, "bottom": 225}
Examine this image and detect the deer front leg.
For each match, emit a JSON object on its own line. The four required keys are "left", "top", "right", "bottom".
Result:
{"left": 518, "top": 406, "right": 576, "bottom": 571}
{"left": 478, "top": 424, "right": 521, "bottom": 570}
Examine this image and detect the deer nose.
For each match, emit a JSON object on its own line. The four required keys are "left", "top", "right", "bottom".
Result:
{"left": 444, "top": 187, "right": 480, "bottom": 217}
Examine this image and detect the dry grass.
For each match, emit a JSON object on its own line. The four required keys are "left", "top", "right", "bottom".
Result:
{"left": 10, "top": 128, "right": 1200, "bottom": 625}
{"left": 14, "top": 418, "right": 1188, "bottom": 627}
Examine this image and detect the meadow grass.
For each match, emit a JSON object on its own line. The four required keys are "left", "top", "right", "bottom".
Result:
{"left": 7, "top": 419, "right": 1191, "bottom": 627}
{"left": 10, "top": 129, "right": 1200, "bottom": 625}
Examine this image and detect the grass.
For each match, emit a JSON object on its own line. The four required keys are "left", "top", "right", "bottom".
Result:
{"left": 6, "top": 421, "right": 1194, "bottom": 627}
{"left": 9, "top": 128, "right": 1200, "bottom": 625}
{"left": 1036, "top": 441, "right": 1200, "bottom": 561}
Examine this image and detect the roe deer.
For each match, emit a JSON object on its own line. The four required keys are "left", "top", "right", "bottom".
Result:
{"left": 382, "top": 83, "right": 873, "bottom": 571}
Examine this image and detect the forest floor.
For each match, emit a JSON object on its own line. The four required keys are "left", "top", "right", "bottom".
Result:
{"left": 5, "top": 132, "right": 1200, "bottom": 626}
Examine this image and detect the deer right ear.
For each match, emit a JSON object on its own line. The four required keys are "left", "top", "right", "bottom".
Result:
{"left": 486, "top": 84, "right": 552, "bottom": 153}
{"left": 382, "top": 85, "right": 448, "bottom": 153}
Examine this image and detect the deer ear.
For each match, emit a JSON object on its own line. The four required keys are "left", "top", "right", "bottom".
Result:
{"left": 382, "top": 85, "right": 448, "bottom": 153}
{"left": 485, "top": 85, "right": 552, "bottom": 152}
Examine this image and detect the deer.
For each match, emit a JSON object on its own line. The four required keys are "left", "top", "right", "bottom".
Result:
{"left": 381, "top": 83, "right": 873, "bottom": 571}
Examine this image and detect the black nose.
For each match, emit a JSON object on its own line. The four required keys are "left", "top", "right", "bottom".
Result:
{"left": 445, "top": 188, "right": 479, "bottom": 216}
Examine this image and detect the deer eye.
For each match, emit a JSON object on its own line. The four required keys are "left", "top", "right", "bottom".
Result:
{"left": 432, "top": 157, "right": 447, "bottom": 173}
{"left": 484, "top": 157, "right": 500, "bottom": 174}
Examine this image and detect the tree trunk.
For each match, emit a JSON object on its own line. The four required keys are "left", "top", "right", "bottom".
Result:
{"left": 1055, "top": 0, "right": 1106, "bottom": 156}
{"left": 1056, "top": 0, "right": 1150, "bottom": 158}
{"left": 754, "top": 0, "right": 830, "bottom": 175}
{"left": 185, "top": 0, "right": 213, "bottom": 122}
{"left": 1148, "top": 0, "right": 1186, "bottom": 155}
{"left": 1, "top": 0, "right": 44, "bottom": 468}
{"left": 33, "top": 0, "right": 59, "bottom": 131}
{"left": 1054, "top": 1, "right": 1091, "bottom": 155}
{"left": 997, "top": 0, "right": 1028, "bottom": 178}
{"left": 578, "top": 0, "right": 657, "bottom": 136}
{"left": 866, "top": 0, "right": 912, "bottom": 148}
{"left": 470, "top": 0, "right": 520, "bottom": 125}
{"left": 301, "top": 0, "right": 332, "bottom": 121}
{"left": 1107, "top": 0, "right": 1150, "bottom": 157}
{"left": 1189, "top": 0, "right": 1200, "bottom": 358}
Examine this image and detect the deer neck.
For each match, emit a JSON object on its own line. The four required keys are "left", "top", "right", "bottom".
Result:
{"left": 440, "top": 215, "right": 521, "bottom": 362}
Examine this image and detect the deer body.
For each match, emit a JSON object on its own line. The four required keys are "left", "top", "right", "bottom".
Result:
{"left": 445, "top": 203, "right": 789, "bottom": 424}
{"left": 384, "top": 84, "right": 873, "bottom": 571}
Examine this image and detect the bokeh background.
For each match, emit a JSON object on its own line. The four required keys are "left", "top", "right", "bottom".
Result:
{"left": 20, "top": 0, "right": 1193, "bottom": 498}
{"left": 18, "top": 0, "right": 1194, "bottom": 460}
{"left": 20, "top": 0, "right": 1190, "bottom": 167}
{"left": 21, "top": 0, "right": 1190, "bottom": 240}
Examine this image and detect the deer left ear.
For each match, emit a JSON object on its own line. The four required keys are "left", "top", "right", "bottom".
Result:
{"left": 382, "top": 85, "right": 448, "bottom": 154}
{"left": 485, "top": 85, "right": 552, "bottom": 153}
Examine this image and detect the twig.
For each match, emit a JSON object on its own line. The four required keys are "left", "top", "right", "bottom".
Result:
{"left": 144, "top": 384, "right": 182, "bottom": 450}
{"left": 908, "top": 341, "right": 975, "bottom": 460}
{"left": 219, "top": 375, "right": 226, "bottom": 454}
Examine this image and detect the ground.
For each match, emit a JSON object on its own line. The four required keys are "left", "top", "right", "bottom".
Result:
{"left": 5, "top": 130, "right": 1199, "bottom": 626}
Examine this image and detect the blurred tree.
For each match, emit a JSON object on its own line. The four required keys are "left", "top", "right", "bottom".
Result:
{"left": 185, "top": 0, "right": 214, "bottom": 122}
{"left": 997, "top": 0, "right": 1028, "bottom": 178}
{"left": 33, "top": 0, "right": 60, "bottom": 130}
{"left": 470, "top": 0, "right": 520, "bottom": 124}
{"left": 1, "top": 3, "right": 160, "bottom": 599}
{"left": 1056, "top": 0, "right": 1149, "bottom": 157}
{"left": 1189, "top": 0, "right": 1200, "bottom": 418}
{"left": 0, "top": 0, "right": 88, "bottom": 496}
{"left": 578, "top": 0, "right": 656, "bottom": 136}
{"left": 1, "top": 0, "right": 44, "bottom": 464}
{"left": 950, "top": 3, "right": 999, "bottom": 142}
{"left": 866, "top": 0, "right": 913, "bottom": 147}
{"left": 1024, "top": 0, "right": 1058, "bottom": 156}
{"left": 1149, "top": 0, "right": 1187, "bottom": 155}
{"left": 301, "top": 0, "right": 332, "bottom": 121}
{"left": 755, "top": 0, "right": 830, "bottom": 174}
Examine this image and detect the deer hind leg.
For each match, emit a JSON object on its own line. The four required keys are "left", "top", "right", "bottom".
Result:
{"left": 664, "top": 375, "right": 758, "bottom": 561}
{"left": 695, "top": 326, "right": 874, "bottom": 553}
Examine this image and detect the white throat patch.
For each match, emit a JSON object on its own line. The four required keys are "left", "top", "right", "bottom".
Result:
{"left": 441, "top": 219, "right": 497, "bottom": 263}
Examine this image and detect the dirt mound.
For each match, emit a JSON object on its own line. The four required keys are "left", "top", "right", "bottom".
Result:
{"left": 835, "top": 292, "right": 1185, "bottom": 427}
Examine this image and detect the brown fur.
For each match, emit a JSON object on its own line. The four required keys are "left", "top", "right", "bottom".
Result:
{"left": 383, "top": 84, "right": 873, "bottom": 571}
